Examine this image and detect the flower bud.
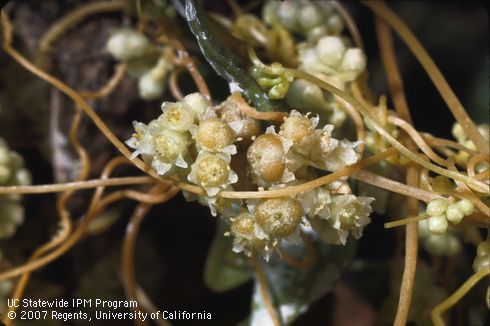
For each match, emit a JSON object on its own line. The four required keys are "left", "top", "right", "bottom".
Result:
{"left": 477, "top": 241, "right": 490, "bottom": 257}
{"left": 247, "top": 134, "right": 285, "bottom": 183}
{"left": 317, "top": 36, "right": 345, "bottom": 67}
{"left": 445, "top": 203, "right": 464, "bottom": 224}
{"left": 276, "top": 1, "right": 299, "bottom": 31}
{"left": 341, "top": 48, "right": 366, "bottom": 74}
{"left": 427, "top": 215, "right": 448, "bottom": 234}
{"left": 298, "top": 3, "right": 324, "bottom": 32}
{"left": 281, "top": 113, "right": 315, "bottom": 146}
{"left": 473, "top": 255, "right": 490, "bottom": 273}
{"left": 160, "top": 102, "right": 195, "bottom": 132}
{"left": 426, "top": 198, "right": 449, "bottom": 217}
{"left": 107, "top": 29, "right": 150, "bottom": 61}
{"left": 182, "top": 93, "right": 209, "bottom": 120}
{"left": 138, "top": 72, "right": 165, "bottom": 100}
{"left": 230, "top": 212, "right": 269, "bottom": 257}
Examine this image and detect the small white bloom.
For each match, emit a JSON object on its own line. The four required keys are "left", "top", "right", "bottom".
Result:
{"left": 107, "top": 29, "right": 150, "bottom": 61}
{"left": 182, "top": 92, "right": 209, "bottom": 121}
{"left": 138, "top": 57, "right": 172, "bottom": 101}
{"left": 285, "top": 79, "right": 326, "bottom": 112}
{"left": 160, "top": 101, "right": 196, "bottom": 132}
{"left": 298, "top": 3, "right": 324, "bottom": 32}
{"left": 322, "top": 139, "right": 361, "bottom": 171}
{"left": 317, "top": 36, "right": 346, "bottom": 67}
{"left": 280, "top": 110, "right": 319, "bottom": 156}
{"left": 138, "top": 71, "right": 165, "bottom": 100}
{"left": 341, "top": 48, "right": 366, "bottom": 74}
{"left": 188, "top": 152, "right": 238, "bottom": 196}
{"left": 298, "top": 186, "right": 331, "bottom": 217}
{"left": 126, "top": 119, "right": 189, "bottom": 175}
{"left": 229, "top": 212, "right": 275, "bottom": 260}
{"left": 276, "top": 1, "right": 300, "bottom": 31}
{"left": 324, "top": 194, "right": 373, "bottom": 243}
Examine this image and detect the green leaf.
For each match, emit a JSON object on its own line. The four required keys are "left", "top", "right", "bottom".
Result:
{"left": 204, "top": 219, "right": 253, "bottom": 292}
{"left": 182, "top": 0, "right": 283, "bottom": 112}
{"left": 249, "top": 234, "right": 357, "bottom": 325}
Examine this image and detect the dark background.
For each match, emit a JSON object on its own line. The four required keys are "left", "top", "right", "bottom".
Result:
{"left": 0, "top": 1, "right": 488, "bottom": 325}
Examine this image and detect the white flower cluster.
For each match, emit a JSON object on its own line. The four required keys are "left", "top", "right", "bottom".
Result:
{"left": 127, "top": 98, "right": 374, "bottom": 260}
{"left": 262, "top": 0, "right": 344, "bottom": 41}
{"left": 418, "top": 219, "right": 461, "bottom": 257}
{"left": 425, "top": 198, "right": 474, "bottom": 234}
{"left": 472, "top": 240, "right": 490, "bottom": 273}
{"left": 286, "top": 35, "right": 366, "bottom": 128}
{"left": 299, "top": 36, "right": 366, "bottom": 90}
{"left": 234, "top": 110, "right": 371, "bottom": 258}
{"left": 0, "top": 138, "right": 31, "bottom": 239}
{"left": 126, "top": 93, "right": 243, "bottom": 195}
{"left": 246, "top": 110, "right": 361, "bottom": 187}
{"left": 107, "top": 29, "right": 173, "bottom": 100}
{"left": 306, "top": 191, "right": 374, "bottom": 245}
{"left": 226, "top": 197, "right": 305, "bottom": 259}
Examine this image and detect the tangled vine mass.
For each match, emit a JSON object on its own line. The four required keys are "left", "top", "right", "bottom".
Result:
{"left": 0, "top": 1, "right": 488, "bottom": 325}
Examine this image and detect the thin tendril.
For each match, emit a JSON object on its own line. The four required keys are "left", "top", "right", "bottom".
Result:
{"left": 351, "top": 170, "right": 440, "bottom": 203}
{"left": 250, "top": 255, "right": 281, "bottom": 326}
{"left": 121, "top": 184, "right": 177, "bottom": 326}
{"left": 0, "top": 176, "right": 155, "bottom": 194}
{"left": 385, "top": 215, "right": 428, "bottom": 229}
{"left": 247, "top": 44, "right": 488, "bottom": 193}
{"left": 36, "top": 0, "right": 131, "bottom": 70}
{"left": 278, "top": 232, "right": 316, "bottom": 270}
{"left": 375, "top": 16, "right": 419, "bottom": 326}
{"left": 363, "top": 1, "right": 489, "bottom": 156}
{"left": 169, "top": 67, "right": 184, "bottom": 101}
{"left": 331, "top": 1, "right": 364, "bottom": 50}
{"left": 431, "top": 268, "right": 490, "bottom": 326}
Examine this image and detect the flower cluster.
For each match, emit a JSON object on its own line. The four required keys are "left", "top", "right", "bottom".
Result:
{"left": 0, "top": 138, "right": 31, "bottom": 239}
{"left": 126, "top": 95, "right": 374, "bottom": 260}
{"left": 299, "top": 36, "right": 366, "bottom": 89}
{"left": 226, "top": 197, "right": 304, "bottom": 259}
{"left": 262, "top": 0, "right": 344, "bottom": 41}
{"left": 126, "top": 93, "right": 242, "bottom": 195}
{"left": 285, "top": 35, "right": 366, "bottom": 128}
{"left": 107, "top": 29, "right": 173, "bottom": 100}
{"left": 308, "top": 191, "right": 374, "bottom": 245}
{"left": 425, "top": 198, "right": 474, "bottom": 234}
